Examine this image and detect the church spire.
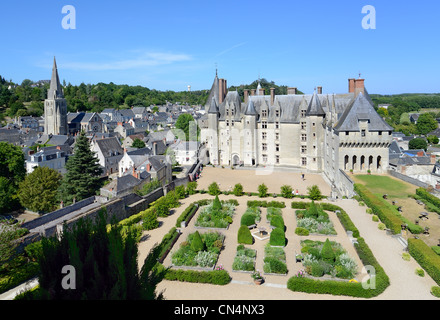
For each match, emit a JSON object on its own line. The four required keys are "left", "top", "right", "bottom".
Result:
{"left": 48, "top": 57, "right": 64, "bottom": 99}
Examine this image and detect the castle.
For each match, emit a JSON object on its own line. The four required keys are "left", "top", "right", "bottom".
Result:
{"left": 201, "top": 72, "right": 394, "bottom": 196}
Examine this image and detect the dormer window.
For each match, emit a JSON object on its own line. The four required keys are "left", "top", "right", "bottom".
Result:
{"left": 262, "top": 110, "right": 267, "bottom": 118}
{"left": 361, "top": 130, "right": 366, "bottom": 137}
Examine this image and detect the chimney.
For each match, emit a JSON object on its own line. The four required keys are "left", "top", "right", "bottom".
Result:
{"left": 317, "top": 86, "right": 322, "bottom": 94}
{"left": 270, "top": 88, "right": 275, "bottom": 105}
{"left": 219, "top": 79, "right": 224, "bottom": 104}
{"left": 251, "top": 89, "right": 256, "bottom": 96}
{"left": 348, "top": 79, "right": 355, "bottom": 93}
{"left": 287, "top": 87, "right": 297, "bottom": 95}
{"left": 147, "top": 163, "right": 151, "bottom": 172}
{"left": 431, "top": 154, "right": 437, "bottom": 164}
{"left": 259, "top": 88, "right": 265, "bottom": 96}
{"left": 354, "top": 79, "right": 365, "bottom": 96}
{"left": 28, "top": 150, "right": 34, "bottom": 155}
{"left": 244, "top": 89, "right": 249, "bottom": 104}
{"left": 117, "top": 122, "right": 123, "bottom": 126}
{"left": 56, "top": 145, "right": 61, "bottom": 150}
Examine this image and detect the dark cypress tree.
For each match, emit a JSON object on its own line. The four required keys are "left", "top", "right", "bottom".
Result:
{"left": 59, "top": 131, "right": 103, "bottom": 204}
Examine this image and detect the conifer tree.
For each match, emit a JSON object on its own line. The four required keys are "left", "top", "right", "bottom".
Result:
{"left": 59, "top": 131, "right": 103, "bottom": 204}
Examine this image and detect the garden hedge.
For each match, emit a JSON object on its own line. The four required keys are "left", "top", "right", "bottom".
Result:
{"left": 175, "top": 203, "right": 198, "bottom": 227}
{"left": 408, "top": 238, "right": 440, "bottom": 286}
{"left": 353, "top": 184, "right": 402, "bottom": 234}
{"left": 164, "top": 269, "right": 231, "bottom": 285}
{"left": 269, "top": 227, "right": 285, "bottom": 246}
{"left": 416, "top": 188, "right": 440, "bottom": 208}
{"left": 247, "top": 200, "right": 285, "bottom": 208}
{"left": 237, "top": 225, "right": 253, "bottom": 244}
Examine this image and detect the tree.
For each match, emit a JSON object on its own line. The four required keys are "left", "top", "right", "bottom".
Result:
{"left": 186, "top": 181, "right": 197, "bottom": 195}
{"left": 212, "top": 195, "right": 222, "bottom": 211}
{"left": 280, "top": 185, "right": 293, "bottom": 198}
{"left": 208, "top": 182, "right": 221, "bottom": 196}
{"left": 28, "top": 209, "right": 163, "bottom": 300}
{"left": 142, "top": 210, "right": 159, "bottom": 231}
{"left": 258, "top": 183, "right": 268, "bottom": 198}
{"left": 408, "top": 137, "right": 428, "bottom": 151}
{"left": 307, "top": 185, "right": 322, "bottom": 201}
{"left": 18, "top": 167, "right": 62, "bottom": 213}
{"left": 233, "top": 183, "right": 243, "bottom": 196}
{"left": 174, "top": 185, "right": 186, "bottom": 199}
{"left": 131, "top": 138, "right": 146, "bottom": 149}
{"left": 237, "top": 225, "right": 253, "bottom": 245}
{"left": 427, "top": 135, "right": 439, "bottom": 145}
{"left": 191, "top": 231, "right": 205, "bottom": 252}
{"left": 59, "top": 131, "right": 103, "bottom": 204}
{"left": 321, "top": 238, "right": 336, "bottom": 263}
{"left": 175, "top": 113, "right": 199, "bottom": 141}
{"left": 0, "top": 142, "right": 26, "bottom": 213}
{"left": 416, "top": 113, "right": 438, "bottom": 136}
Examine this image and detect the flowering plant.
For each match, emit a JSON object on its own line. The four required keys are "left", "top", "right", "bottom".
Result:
{"left": 215, "top": 264, "right": 224, "bottom": 271}
{"left": 251, "top": 270, "right": 263, "bottom": 280}
{"left": 295, "top": 270, "right": 306, "bottom": 278}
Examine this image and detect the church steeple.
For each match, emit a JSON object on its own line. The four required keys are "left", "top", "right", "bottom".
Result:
{"left": 48, "top": 57, "right": 64, "bottom": 99}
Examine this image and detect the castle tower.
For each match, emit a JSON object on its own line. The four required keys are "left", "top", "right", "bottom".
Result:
{"left": 207, "top": 97, "right": 220, "bottom": 165}
{"left": 44, "top": 57, "right": 68, "bottom": 135}
{"left": 243, "top": 99, "right": 258, "bottom": 166}
{"left": 305, "top": 91, "right": 325, "bottom": 171}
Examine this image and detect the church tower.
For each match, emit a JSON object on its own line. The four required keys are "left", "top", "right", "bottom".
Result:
{"left": 44, "top": 57, "right": 68, "bottom": 135}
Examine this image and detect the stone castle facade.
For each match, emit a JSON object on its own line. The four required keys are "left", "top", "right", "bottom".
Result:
{"left": 201, "top": 72, "right": 394, "bottom": 196}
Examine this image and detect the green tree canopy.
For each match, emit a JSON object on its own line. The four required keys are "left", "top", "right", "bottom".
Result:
{"left": 59, "top": 131, "right": 103, "bottom": 204}
{"left": 174, "top": 113, "right": 199, "bottom": 141}
{"left": 18, "top": 167, "right": 62, "bottom": 213}
{"left": 408, "top": 137, "right": 428, "bottom": 151}
{"left": 131, "top": 138, "right": 146, "bottom": 149}
{"left": 416, "top": 113, "right": 438, "bottom": 135}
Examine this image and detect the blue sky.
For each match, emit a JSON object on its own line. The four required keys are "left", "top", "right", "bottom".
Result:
{"left": 1, "top": 0, "right": 439, "bottom": 94}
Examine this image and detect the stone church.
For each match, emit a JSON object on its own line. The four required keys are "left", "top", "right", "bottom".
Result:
{"left": 201, "top": 71, "right": 394, "bottom": 196}
{"left": 44, "top": 57, "right": 68, "bottom": 136}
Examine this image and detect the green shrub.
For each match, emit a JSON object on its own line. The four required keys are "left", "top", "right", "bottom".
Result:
{"left": 372, "top": 215, "right": 379, "bottom": 222}
{"left": 431, "top": 286, "right": 440, "bottom": 298}
{"left": 431, "top": 246, "right": 440, "bottom": 256}
{"left": 402, "top": 252, "right": 411, "bottom": 261}
{"left": 233, "top": 183, "right": 243, "bottom": 196}
{"left": 307, "top": 185, "right": 323, "bottom": 200}
{"left": 212, "top": 195, "right": 222, "bottom": 211}
{"left": 175, "top": 185, "right": 187, "bottom": 199}
{"left": 366, "top": 208, "right": 373, "bottom": 214}
{"left": 280, "top": 185, "right": 293, "bottom": 198}
{"left": 269, "top": 227, "right": 285, "bottom": 246}
{"left": 164, "top": 269, "right": 231, "bottom": 285}
{"left": 191, "top": 231, "right": 205, "bottom": 252}
{"left": 258, "top": 183, "right": 268, "bottom": 198}
{"left": 295, "top": 227, "right": 309, "bottom": 236}
{"left": 208, "top": 182, "right": 221, "bottom": 195}
{"left": 237, "top": 225, "right": 253, "bottom": 244}
{"left": 416, "top": 188, "right": 440, "bottom": 208}
{"left": 269, "top": 215, "right": 284, "bottom": 229}
{"left": 186, "top": 181, "right": 197, "bottom": 195}
{"left": 263, "top": 257, "right": 287, "bottom": 274}
{"left": 378, "top": 223, "right": 385, "bottom": 230}
{"left": 415, "top": 268, "right": 425, "bottom": 277}
{"left": 142, "top": 209, "right": 159, "bottom": 230}
{"left": 240, "top": 213, "right": 256, "bottom": 226}
{"left": 320, "top": 238, "right": 335, "bottom": 263}
{"left": 175, "top": 203, "right": 198, "bottom": 227}
{"left": 408, "top": 238, "right": 440, "bottom": 285}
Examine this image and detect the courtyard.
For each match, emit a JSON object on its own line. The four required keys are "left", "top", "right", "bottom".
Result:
{"left": 136, "top": 168, "right": 438, "bottom": 300}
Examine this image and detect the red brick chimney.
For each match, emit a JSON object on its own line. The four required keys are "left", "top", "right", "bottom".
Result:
{"left": 270, "top": 88, "right": 275, "bottom": 105}
{"left": 349, "top": 78, "right": 365, "bottom": 96}
{"left": 348, "top": 79, "right": 355, "bottom": 93}
{"left": 431, "top": 154, "right": 437, "bottom": 164}
{"left": 244, "top": 89, "right": 249, "bottom": 104}
{"left": 147, "top": 163, "right": 151, "bottom": 172}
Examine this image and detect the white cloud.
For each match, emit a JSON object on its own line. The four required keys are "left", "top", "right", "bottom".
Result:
{"left": 61, "top": 51, "right": 193, "bottom": 71}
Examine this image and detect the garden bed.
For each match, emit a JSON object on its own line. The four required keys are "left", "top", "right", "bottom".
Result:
{"left": 195, "top": 196, "right": 235, "bottom": 229}
{"left": 232, "top": 245, "right": 257, "bottom": 273}
{"left": 295, "top": 201, "right": 337, "bottom": 236}
{"left": 171, "top": 231, "right": 225, "bottom": 270}
{"left": 263, "top": 244, "right": 288, "bottom": 275}
{"left": 300, "top": 239, "right": 358, "bottom": 280}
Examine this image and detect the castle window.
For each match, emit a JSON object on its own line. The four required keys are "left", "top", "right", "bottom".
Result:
{"left": 262, "top": 121, "right": 267, "bottom": 129}
{"left": 262, "top": 143, "right": 267, "bottom": 151}
{"left": 301, "top": 110, "right": 306, "bottom": 117}
{"left": 301, "top": 145, "right": 307, "bottom": 153}
{"left": 276, "top": 155, "right": 280, "bottom": 164}
{"left": 275, "top": 110, "right": 280, "bottom": 117}
{"left": 275, "top": 132, "right": 279, "bottom": 140}
{"left": 301, "top": 134, "right": 307, "bottom": 142}
{"left": 302, "top": 157, "right": 307, "bottom": 166}
{"left": 262, "top": 110, "right": 267, "bottom": 117}
{"left": 346, "top": 131, "right": 349, "bottom": 136}
{"left": 301, "top": 122, "right": 306, "bottom": 130}
{"left": 276, "top": 144, "right": 280, "bottom": 152}
{"left": 262, "top": 132, "right": 267, "bottom": 140}
{"left": 262, "top": 154, "right": 268, "bottom": 162}
{"left": 275, "top": 122, "right": 279, "bottom": 129}
{"left": 378, "top": 131, "right": 382, "bottom": 136}
{"left": 361, "top": 130, "right": 366, "bottom": 137}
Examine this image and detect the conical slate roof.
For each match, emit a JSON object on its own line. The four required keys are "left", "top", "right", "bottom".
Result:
{"left": 208, "top": 96, "right": 219, "bottom": 114}
{"left": 306, "top": 91, "right": 325, "bottom": 116}
{"left": 244, "top": 99, "right": 258, "bottom": 116}
{"left": 47, "top": 57, "right": 64, "bottom": 99}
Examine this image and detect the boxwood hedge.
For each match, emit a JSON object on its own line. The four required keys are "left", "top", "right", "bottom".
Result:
{"left": 408, "top": 238, "right": 440, "bottom": 286}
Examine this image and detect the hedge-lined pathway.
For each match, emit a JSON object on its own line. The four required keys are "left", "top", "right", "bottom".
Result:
{"left": 138, "top": 191, "right": 438, "bottom": 300}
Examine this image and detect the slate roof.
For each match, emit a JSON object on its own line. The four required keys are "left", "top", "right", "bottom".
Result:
{"left": 94, "top": 137, "right": 123, "bottom": 157}
{"left": 334, "top": 93, "right": 394, "bottom": 132}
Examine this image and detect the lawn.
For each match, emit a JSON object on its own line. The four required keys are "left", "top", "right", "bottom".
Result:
{"left": 353, "top": 174, "right": 416, "bottom": 198}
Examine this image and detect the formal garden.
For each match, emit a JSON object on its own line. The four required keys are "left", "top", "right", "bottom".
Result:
{"left": 294, "top": 201, "right": 337, "bottom": 236}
